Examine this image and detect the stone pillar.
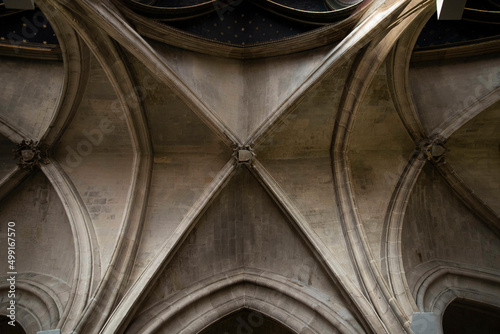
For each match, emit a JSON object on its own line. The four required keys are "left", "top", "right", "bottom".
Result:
{"left": 37, "top": 330, "right": 61, "bottom": 334}
{"left": 412, "top": 312, "right": 443, "bottom": 334}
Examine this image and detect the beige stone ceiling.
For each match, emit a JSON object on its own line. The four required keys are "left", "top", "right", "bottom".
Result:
{"left": 0, "top": 0, "right": 499, "bottom": 333}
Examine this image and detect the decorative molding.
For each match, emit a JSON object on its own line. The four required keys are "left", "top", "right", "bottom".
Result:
{"left": 0, "top": 114, "right": 34, "bottom": 143}
{"left": 382, "top": 151, "right": 426, "bottom": 319}
{"left": 418, "top": 138, "right": 447, "bottom": 163}
{"left": 12, "top": 140, "right": 49, "bottom": 170}
{"left": 121, "top": 0, "right": 362, "bottom": 24}
{"left": 436, "top": 86, "right": 500, "bottom": 140}
{"left": 248, "top": 0, "right": 409, "bottom": 147}
{"left": 386, "top": 7, "right": 433, "bottom": 142}
{"left": 38, "top": 0, "right": 91, "bottom": 147}
{"left": 330, "top": 5, "right": 434, "bottom": 329}
{"left": 76, "top": 0, "right": 242, "bottom": 147}
{"left": 116, "top": 1, "right": 367, "bottom": 60}
{"left": 412, "top": 38, "right": 500, "bottom": 62}
{"left": 409, "top": 261, "right": 500, "bottom": 315}
{"left": 125, "top": 268, "right": 364, "bottom": 334}
{"left": 0, "top": 272, "right": 71, "bottom": 334}
{"left": 42, "top": 3, "right": 154, "bottom": 332}
{"left": 0, "top": 167, "right": 31, "bottom": 201}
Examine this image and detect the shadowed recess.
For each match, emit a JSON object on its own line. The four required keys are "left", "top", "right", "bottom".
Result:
{"left": 199, "top": 309, "right": 295, "bottom": 334}
{"left": 442, "top": 299, "right": 500, "bottom": 334}
{"left": 0, "top": 316, "right": 26, "bottom": 334}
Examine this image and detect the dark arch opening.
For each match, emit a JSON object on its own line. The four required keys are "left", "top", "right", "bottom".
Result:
{"left": 443, "top": 299, "right": 500, "bottom": 334}
{"left": 0, "top": 315, "right": 27, "bottom": 334}
{"left": 199, "top": 309, "right": 295, "bottom": 334}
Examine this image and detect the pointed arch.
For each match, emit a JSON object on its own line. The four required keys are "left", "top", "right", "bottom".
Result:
{"left": 381, "top": 152, "right": 426, "bottom": 319}
{"left": 126, "top": 269, "right": 365, "bottom": 334}
{"left": 38, "top": 3, "right": 154, "bottom": 332}
{"left": 410, "top": 261, "right": 500, "bottom": 319}
{"left": 384, "top": 3, "right": 500, "bottom": 324}
{"left": 0, "top": 273, "right": 70, "bottom": 334}
{"left": 330, "top": 1, "right": 436, "bottom": 330}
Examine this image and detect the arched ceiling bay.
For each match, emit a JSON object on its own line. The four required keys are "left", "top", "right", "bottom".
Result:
{"left": 402, "top": 163, "right": 500, "bottom": 290}
{"left": 144, "top": 40, "right": 331, "bottom": 143}
{"left": 124, "top": 49, "right": 232, "bottom": 280}
{"left": 409, "top": 53, "right": 500, "bottom": 137}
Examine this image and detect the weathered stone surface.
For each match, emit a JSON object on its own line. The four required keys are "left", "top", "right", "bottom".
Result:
{"left": 0, "top": 1, "right": 499, "bottom": 333}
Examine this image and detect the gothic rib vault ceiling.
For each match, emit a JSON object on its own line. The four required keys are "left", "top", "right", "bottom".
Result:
{"left": 0, "top": 0, "right": 499, "bottom": 333}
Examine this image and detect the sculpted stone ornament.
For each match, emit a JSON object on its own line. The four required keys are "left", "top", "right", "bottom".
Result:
{"left": 419, "top": 138, "right": 447, "bottom": 163}
{"left": 233, "top": 145, "right": 255, "bottom": 166}
{"left": 13, "top": 140, "right": 49, "bottom": 170}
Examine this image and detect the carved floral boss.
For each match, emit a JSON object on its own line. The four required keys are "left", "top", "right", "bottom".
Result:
{"left": 13, "top": 140, "right": 48, "bottom": 170}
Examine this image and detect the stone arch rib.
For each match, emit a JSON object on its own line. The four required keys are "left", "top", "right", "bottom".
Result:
{"left": 384, "top": 3, "right": 500, "bottom": 325}
{"left": 330, "top": 1, "right": 438, "bottom": 332}
{"left": 41, "top": 161, "right": 99, "bottom": 332}
{"left": 410, "top": 261, "right": 500, "bottom": 317}
{"left": 382, "top": 12, "right": 430, "bottom": 310}
{"left": 381, "top": 151, "right": 426, "bottom": 319}
{"left": 126, "top": 269, "right": 362, "bottom": 334}
{"left": 36, "top": 0, "right": 91, "bottom": 147}
{"left": 40, "top": 3, "right": 155, "bottom": 333}
{"left": 0, "top": 272, "right": 71, "bottom": 334}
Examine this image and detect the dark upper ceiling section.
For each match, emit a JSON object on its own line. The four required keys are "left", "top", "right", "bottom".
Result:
{"left": 0, "top": 3, "right": 60, "bottom": 60}
{"left": 414, "top": 0, "right": 500, "bottom": 52}
{"left": 267, "top": 0, "right": 330, "bottom": 11}
{"left": 166, "top": 1, "right": 317, "bottom": 45}
{"left": 122, "top": 0, "right": 363, "bottom": 46}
